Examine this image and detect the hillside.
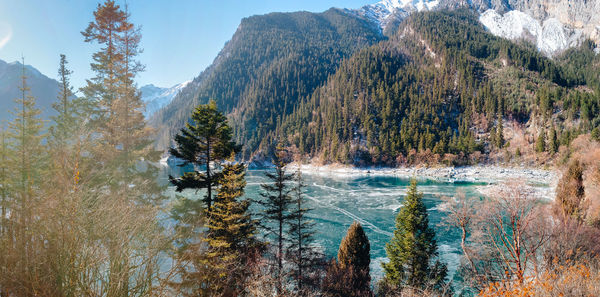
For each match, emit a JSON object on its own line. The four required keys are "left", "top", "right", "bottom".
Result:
{"left": 149, "top": 8, "right": 383, "bottom": 154}
{"left": 277, "top": 10, "right": 599, "bottom": 165}
{"left": 150, "top": 6, "right": 599, "bottom": 166}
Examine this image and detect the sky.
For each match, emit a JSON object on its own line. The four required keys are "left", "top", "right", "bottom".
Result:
{"left": 0, "top": 0, "right": 372, "bottom": 91}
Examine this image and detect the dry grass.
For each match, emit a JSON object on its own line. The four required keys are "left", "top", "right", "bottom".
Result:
{"left": 480, "top": 262, "right": 600, "bottom": 297}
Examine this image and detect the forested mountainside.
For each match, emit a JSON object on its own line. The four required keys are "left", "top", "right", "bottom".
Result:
{"left": 152, "top": 8, "right": 599, "bottom": 166}
{"left": 279, "top": 10, "right": 600, "bottom": 165}
{"left": 149, "top": 8, "right": 383, "bottom": 153}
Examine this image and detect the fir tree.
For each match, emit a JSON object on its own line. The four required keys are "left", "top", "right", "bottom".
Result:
{"left": 169, "top": 100, "right": 240, "bottom": 210}
{"left": 287, "top": 169, "right": 323, "bottom": 292}
{"left": 256, "top": 143, "right": 295, "bottom": 292}
{"left": 496, "top": 116, "right": 504, "bottom": 148}
{"left": 338, "top": 221, "right": 372, "bottom": 294}
{"left": 49, "top": 54, "right": 76, "bottom": 144}
{"left": 179, "top": 163, "right": 259, "bottom": 296}
{"left": 0, "top": 123, "right": 7, "bottom": 237}
{"left": 554, "top": 160, "right": 585, "bottom": 221}
{"left": 592, "top": 127, "right": 600, "bottom": 141}
{"left": 536, "top": 128, "right": 547, "bottom": 153}
{"left": 382, "top": 179, "right": 447, "bottom": 292}
{"left": 81, "top": 1, "right": 164, "bottom": 294}
{"left": 4, "top": 58, "right": 47, "bottom": 293}
{"left": 549, "top": 126, "right": 558, "bottom": 154}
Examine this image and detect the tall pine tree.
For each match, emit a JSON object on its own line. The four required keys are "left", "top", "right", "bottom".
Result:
{"left": 338, "top": 221, "right": 372, "bottom": 293}
{"left": 536, "top": 128, "right": 547, "bottom": 153}
{"left": 169, "top": 100, "right": 239, "bottom": 210}
{"left": 81, "top": 1, "right": 164, "bottom": 294}
{"left": 549, "top": 126, "right": 558, "bottom": 154}
{"left": 256, "top": 143, "right": 295, "bottom": 293}
{"left": 1, "top": 58, "right": 48, "bottom": 295}
{"left": 177, "top": 163, "right": 260, "bottom": 296}
{"left": 382, "top": 179, "right": 447, "bottom": 292}
{"left": 287, "top": 169, "right": 323, "bottom": 293}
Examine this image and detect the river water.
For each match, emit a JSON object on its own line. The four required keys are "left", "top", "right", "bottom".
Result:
{"left": 160, "top": 166, "right": 506, "bottom": 284}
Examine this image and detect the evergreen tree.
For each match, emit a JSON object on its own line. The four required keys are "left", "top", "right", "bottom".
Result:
{"left": 179, "top": 163, "right": 259, "bottom": 296}
{"left": 592, "top": 127, "right": 600, "bottom": 141}
{"left": 382, "top": 179, "right": 447, "bottom": 292}
{"left": 81, "top": 1, "right": 164, "bottom": 294}
{"left": 536, "top": 128, "right": 547, "bottom": 153}
{"left": 256, "top": 143, "right": 295, "bottom": 292}
{"left": 287, "top": 169, "right": 323, "bottom": 293}
{"left": 338, "top": 221, "right": 372, "bottom": 294}
{"left": 49, "top": 54, "right": 77, "bottom": 144}
{"left": 549, "top": 126, "right": 559, "bottom": 154}
{"left": 554, "top": 160, "right": 586, "bottom": 221}
{"left": 496, "top": 116, "right": 504, "bottom": 148}
{"left": 2, "top": 58, "right": 47, "bottom": 294}
{"left": 0, "top": 123, "right": 7, "bottom": 237}
{"left": 169, "top": 100, "right": 239, "bottom": 210}
{"left": 45, "top": 54, "right": 94, "bottom": 297}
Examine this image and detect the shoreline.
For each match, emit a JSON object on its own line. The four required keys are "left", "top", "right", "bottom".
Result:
{"left": 290, "top": 163, "right": 560, "bottom": 200}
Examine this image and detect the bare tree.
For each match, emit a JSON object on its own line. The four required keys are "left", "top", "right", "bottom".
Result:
{"left": 446, "top": 182, "right": 551, "bottom": 289}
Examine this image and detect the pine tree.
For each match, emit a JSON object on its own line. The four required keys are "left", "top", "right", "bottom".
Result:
{"left": 337, "top": 221, "right": 372, "bottom": 294}
{"left": 3, "top": 58, "right": 48, "bottom": 294}
{"left": 81, "top": 2, "right": 164, "bottom": 295}
{"left": 169, "top": 100, "right": 240, "bottom": 210}
{"left": 49, "top": 54, "right": 76, "bottom": 144}
{"left": 287, "top": 169, "right": 323, "bottom": 292}
{"left": 256, "top": 143, "right": 295, "bottom": 292}
{"left": 496, "top": 116, "right": 504, "bottom": 148}
{"left": 549, "top": 126, "right": 558, "bottom": 154}
{"left": 382, "top": 179, "right": 447, "bottom": 292}
{"left": 592, "top": 127, "right": 600, "bottom": 141}
{"left": 536, "top": 128, "right": 546, "bottom": 153}
{"left": 554, "top": 160, "right": 585, "bottom": 221}
{"left": 44, "top": 54, "right": 94, "bottom": 297}
{"left": 0, "top": 122, "right": 8, "bottom": 237}
{"left": 179, "top": 163, "right": 260, "bottom": 296}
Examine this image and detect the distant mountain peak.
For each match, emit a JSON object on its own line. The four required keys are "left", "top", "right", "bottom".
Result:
{"left": 352, "top": 0, "right": 439, "bottom": 31}
{"left": 141, "top": 81, "right": 191, "bottom": 118}
{"left": 349, "top": 0, "right": 599, "bottom": 56}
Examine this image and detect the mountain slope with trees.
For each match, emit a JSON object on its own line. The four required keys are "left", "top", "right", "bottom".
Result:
{"left": 278, "top": 9, "right": 599, "bottom": 165}
{"left": 153, "top": 8, "right": 599, "bottom": 166}
{"left": 149, "top": 8, "right": 383, "bottom": 157}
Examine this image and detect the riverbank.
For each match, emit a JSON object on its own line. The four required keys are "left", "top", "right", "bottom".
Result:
{"left": 291, "top": 163, "right": 559, "bottom": 200}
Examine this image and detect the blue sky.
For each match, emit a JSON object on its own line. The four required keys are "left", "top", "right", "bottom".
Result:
{"left": 0, "top": 0, "right": 372, "bottom": 90}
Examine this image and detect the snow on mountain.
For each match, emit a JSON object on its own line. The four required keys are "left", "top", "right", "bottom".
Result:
{"left": 354, "top": 0, "right": 439, "bottom": 31}
{"left": 480, "top": 9, "right": 584, "bottom": 56}
{"left": 350, "top": 0, "right": 599, "bottom": 56}
{"left": 141, "top": 81, "right": 190, "bottom": 118}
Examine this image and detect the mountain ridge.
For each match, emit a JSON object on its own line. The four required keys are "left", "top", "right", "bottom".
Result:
{"left": 0, "top": 59, "right": 60, "bottom": 122}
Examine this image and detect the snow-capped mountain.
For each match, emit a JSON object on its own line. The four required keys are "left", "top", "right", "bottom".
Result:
{"left": 353, "top": 0, "right": 600, "bottom": 56}
{"left": 353, "top": 0, "right": 439, "bottom": 31}
{"left": 479, "top": 10, "right": 587, "bottom": 56}
{"left": 141, "top": 81, "right": 190, "bottom": 118}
